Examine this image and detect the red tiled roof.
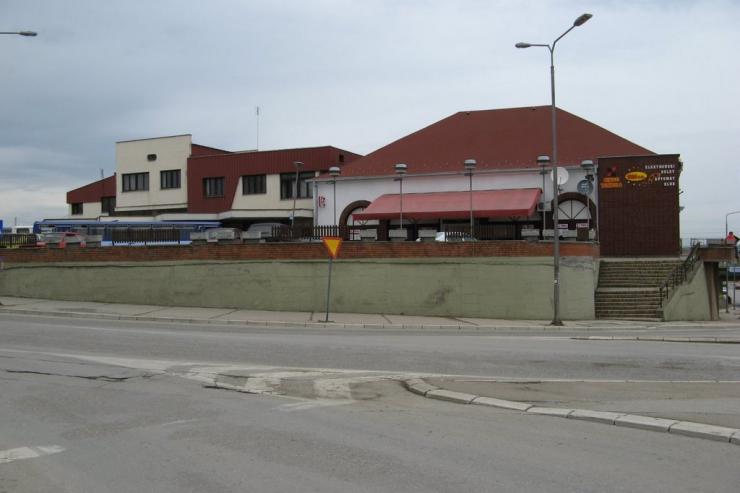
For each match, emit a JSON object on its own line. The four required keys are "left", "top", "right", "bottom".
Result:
{"left": 67, "top": 175, "right": 116, "bottom": 204}
{"left": 353, "top": 188, "right": 542, "bottom": 221}
{"left": 338, "top": 106, "right": 654, "bottom": 177}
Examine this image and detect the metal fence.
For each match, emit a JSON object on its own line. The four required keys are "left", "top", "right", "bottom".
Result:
{"left": 442, "top": 224, "right": 517, "bottom": 241}
{"left": 271, "top": 225, "right": 363, "bottom": 242}
{"left": 0, "top": 233, "right": 38, "bottom": 248}
{"left": 111, "top": 228, "right": 181, "bottom": 245}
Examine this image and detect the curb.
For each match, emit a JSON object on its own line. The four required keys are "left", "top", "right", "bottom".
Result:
{"left": 402, "top": 379, "right": 740, "bottom": 446}
{"left": 4, "top": 305, "right": 740, "bottom": 332}
{"left": 0, "top": 306, "right": 640, "bottom": 331}
{"left": 572, "top": 335, "right": 740, "bottom": 344}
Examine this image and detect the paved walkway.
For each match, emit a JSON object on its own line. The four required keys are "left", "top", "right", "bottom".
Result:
{"left": 2, "top": 296, "right": 740, "bottom": 331}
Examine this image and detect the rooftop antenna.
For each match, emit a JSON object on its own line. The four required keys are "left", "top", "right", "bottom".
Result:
{"left": 255, "top": 105, "right": 260, "bottom": 151}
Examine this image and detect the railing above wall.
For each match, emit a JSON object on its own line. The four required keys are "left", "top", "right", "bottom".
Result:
{"left": 659, "top": 242, "right": 702, "bottom": 306}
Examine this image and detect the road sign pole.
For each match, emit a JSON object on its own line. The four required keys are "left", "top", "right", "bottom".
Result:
{"left": 320, "top": 236, "right": 342, "bottom": 323}
{"left": 324, "top": 256, "right": 333, "bottom": 322}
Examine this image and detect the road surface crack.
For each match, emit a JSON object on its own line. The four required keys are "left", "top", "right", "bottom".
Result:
{"left": 4, "top": 369, "right": 157, "bottom": 382}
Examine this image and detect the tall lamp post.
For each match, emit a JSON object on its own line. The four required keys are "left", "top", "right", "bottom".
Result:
{"left": 329, "top": 166, "right": 341, "bottom": 227}
{"left": 464, "top": 159, "right": 477, "bottom": 236}
{"left": 724, "top": 210, "right": 740, "bottom": 242}
{"left": 725, "top": 210, "right": 740, "bottom": 312}
{"left": 516, "top": 12, "right": 592, "bottom": 326}
{"left": 291, "top": 161, "right": 303, "bottom": 228}
{"left": 394, "top": 163, "right": 408, "bottom": 230}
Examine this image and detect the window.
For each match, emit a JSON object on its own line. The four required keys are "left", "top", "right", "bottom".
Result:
{"left": 147, "top": 154, "right": 157, "bottom": 162}
{"left": 280, "top": 171, "right": 314, "bottom": 200}
{"left": 71, "top": 203, "right": 83, "bottom": 215}
{"left": 242, "top": 174, "right": 266, "bottom": 195}
{"left": 101, "top": 196, "right": 116, "bottom": 214}
{"left": 122, "top": 172, "right": 149, "bottom": 192}
{"left": 203, "top": 177, "right": 225, "bottom": 198}
{"left": 160, "top": 169, "right": 181, "bottom": 189}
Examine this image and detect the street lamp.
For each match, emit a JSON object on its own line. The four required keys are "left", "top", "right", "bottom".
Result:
{"left": 516, "top": 12, "right": 592, "bottom": 326}
{"left": 464, "top": 159, "right": 477, "bottom": 236}
{"left": 725, "top": 210, "right": 740, "bottom": 242}
{"left": 725, "top": 210, "right": 740, "bottom": 312}
{"left": 329, "top": 166, "right": 341, "bottom": 227}
{"left": 537, "top": 155, "right": 550, "bottom": 238}
{"left": 394, "top": 163, "right": 408, "bottom": 230}
{"left": 291, "top": 161, "right": 303, "bottom": 228}
{"left": 0, "top": 31, "right": 37, "bottom": 36}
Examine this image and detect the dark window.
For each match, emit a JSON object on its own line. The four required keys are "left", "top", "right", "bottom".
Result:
{"left": 101, "top": 196, "right": 116, "bottom": 214}
{"left": 71, "top": 203, "right": 83, "bottom": 215}
{"left": 147, "top": 154, "right": 157, "bottom": 162}
{"left": 280, "top": 171, "right": 314, "bottom": 200}
{"left": 122, "top": 172, "right": 149, "bottom": 192}
{"left": 339, "top": 154, "right": 345, "bottom": 163}
{"left": 203, "top": 177, "right": 225, "bottom": 198}
{"left": 160, "top": 169, "right": 181, "bottom": 189}
{"left": 242, "top": 174, "right": 266, "bottom": 195}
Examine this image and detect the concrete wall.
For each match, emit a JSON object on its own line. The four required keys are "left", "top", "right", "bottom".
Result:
{"left": 0, "top": 256, "right": 597, "bottom": 319}
{"left": 662, "top": 263, "right": 711, "bottom": 321}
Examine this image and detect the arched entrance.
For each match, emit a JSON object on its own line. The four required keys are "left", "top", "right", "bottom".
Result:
{"left": 553, "top": 192, "right": 596, "bottom": 230}
{"left": 339, "top": 200, "right": 379, "bottom": 240}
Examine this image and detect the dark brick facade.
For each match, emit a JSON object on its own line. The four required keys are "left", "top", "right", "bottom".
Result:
{"left": 597, "top": 154, "right": 681, "bottom": 256}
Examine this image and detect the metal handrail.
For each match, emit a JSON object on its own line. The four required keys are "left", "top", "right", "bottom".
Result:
{"left": 659, "top": 242, "right": 701, "bottom": 305}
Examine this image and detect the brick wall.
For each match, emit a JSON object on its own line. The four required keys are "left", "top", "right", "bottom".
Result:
{"left": 0, "top": 241, "right": 599, "bottom": 264}
{"left": 598, "top": 154, "right": 681, "bottom": 256}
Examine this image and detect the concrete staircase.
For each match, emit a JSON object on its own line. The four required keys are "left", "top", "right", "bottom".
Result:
{"left": 595, "top": 260, "right": 683, "bottom": 320}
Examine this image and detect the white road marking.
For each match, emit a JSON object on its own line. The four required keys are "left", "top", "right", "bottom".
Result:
{"left": 0, "top": 445, "right": 65, "bottom": 464}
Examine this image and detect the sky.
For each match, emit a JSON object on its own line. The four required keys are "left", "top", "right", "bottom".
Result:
{"left": 1, "top": 0, "right": 738, "bottom": 239}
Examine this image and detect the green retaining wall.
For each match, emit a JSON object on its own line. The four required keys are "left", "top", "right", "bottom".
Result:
{"left": 0, "top": 257, "right": 597, "bottom": 319}
{"left": 661, "top": 263, "right": 712, "bottom": 321}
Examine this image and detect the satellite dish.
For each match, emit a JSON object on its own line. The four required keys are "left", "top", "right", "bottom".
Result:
{"left": 550, "top": 167, "right": 569, "bottom": 186}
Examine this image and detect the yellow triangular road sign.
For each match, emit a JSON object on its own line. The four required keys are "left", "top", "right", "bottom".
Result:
{"left": 322, "top": 236, "right": 343, "bottom": 259}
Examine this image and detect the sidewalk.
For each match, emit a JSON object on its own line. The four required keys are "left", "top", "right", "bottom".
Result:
{"left": 422, "top": 377, "right": 740, "bottom": 429}
{"left": 2, "top": 296, "right": 740, "bottom": 331}
{"left": 405, "top": 377, "right": 740, "bottom": 446}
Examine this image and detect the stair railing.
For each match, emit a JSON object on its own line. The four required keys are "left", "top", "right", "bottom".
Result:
{"left": 658, "top": 242, "right": 701, "bottom": 306}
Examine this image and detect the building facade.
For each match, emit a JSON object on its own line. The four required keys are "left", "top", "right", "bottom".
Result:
{"left": 313, "top": 106, "right": 675, "bottom": 250}
{"left": 66, "top": 134, "right": 361, "bottom": 227}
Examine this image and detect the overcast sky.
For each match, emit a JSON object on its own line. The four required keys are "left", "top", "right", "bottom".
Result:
{"left": 1, "top": 0, "right": 738, "bottom": 238}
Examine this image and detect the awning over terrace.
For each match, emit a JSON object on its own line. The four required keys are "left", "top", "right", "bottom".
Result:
{"left": 352, "top": 188, "right": 542, "bottom": 221}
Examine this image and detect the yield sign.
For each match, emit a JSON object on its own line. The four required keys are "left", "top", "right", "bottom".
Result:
{"left": 322, "top": 236, "right": 343, "bottom": 259}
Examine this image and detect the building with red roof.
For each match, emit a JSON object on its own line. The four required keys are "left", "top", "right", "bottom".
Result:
{"left": 314, "top": 105, "right": 677, "bottom": 250}
{"left": 64, "top": 134, "right": 361, "bottom": 227}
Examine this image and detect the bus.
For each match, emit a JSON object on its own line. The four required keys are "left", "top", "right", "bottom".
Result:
{"left": 32, "top": 219, "right": 221, "bottom": 245}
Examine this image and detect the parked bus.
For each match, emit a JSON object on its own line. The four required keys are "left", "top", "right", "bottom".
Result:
{"left": 32, "top": 219, "right": 221, "bottom": 244}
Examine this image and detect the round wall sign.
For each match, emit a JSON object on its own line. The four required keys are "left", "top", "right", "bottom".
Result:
{"left": 577, "top": 179, "right": 594, "bottom": 195}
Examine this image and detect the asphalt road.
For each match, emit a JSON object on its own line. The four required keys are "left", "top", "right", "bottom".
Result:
{"left": 1, "top": 313, "right": 739, "bottom": 492}
{"left": 1, "top": 313, "right": 739, "bottom": 380}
